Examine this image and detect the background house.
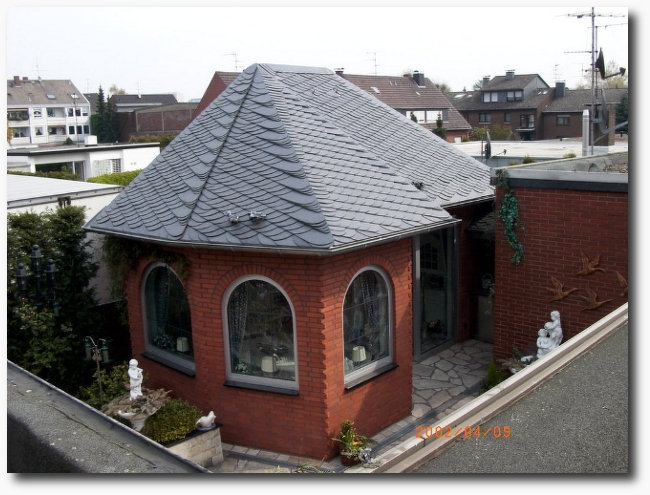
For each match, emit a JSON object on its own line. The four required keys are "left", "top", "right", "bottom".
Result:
{"left": 7, "top": 142, "right": 160, "bottom": 181}
{"left": 194, "top": 71, "right": 240, "bottom": 116}
{"left": 116, "top": 102, "right": 199, "bottom": 142}
{"left": 448, "top": 70, "right": 628, "bottom": 144}
{"left": 448, "top": 70, "right": 553, "bottom": 141}
{"left": 335, "top": 69, "right": 472, "bottom": 143}
{"left": 491, "top": 152, "right": 628, "bottom": 360}
{"left": 85, "top": 63, "right": 494, "bottom": 460}
{"left": 7, "top": 76, "right": 91, "bottom": 147}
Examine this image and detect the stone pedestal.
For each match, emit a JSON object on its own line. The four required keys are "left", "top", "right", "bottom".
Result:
{"left": 167, "top": 426, "right": 224, "bottom": 469}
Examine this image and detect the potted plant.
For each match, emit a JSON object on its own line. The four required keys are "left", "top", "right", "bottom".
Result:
{"left": 332, "top": 420, "right": 375, "bottom": 466}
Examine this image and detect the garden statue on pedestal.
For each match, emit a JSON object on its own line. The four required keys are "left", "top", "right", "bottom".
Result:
{"left": 103, "top": 358, "right": 171, "bottom": 431}
{"left": 128, "top": 358, "right": 143, "bottom": 400}
{"left": 536, "top": 310, "right": 563, "bottom": 359}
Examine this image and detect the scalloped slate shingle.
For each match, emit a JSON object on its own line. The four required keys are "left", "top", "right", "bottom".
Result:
{"left": 85, "top": 64, "right": 492, "bottom": 252}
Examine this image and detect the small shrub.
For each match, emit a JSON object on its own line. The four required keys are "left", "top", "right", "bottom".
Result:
{"left": 522, "top": 155, "right": 536, "bottom": 164}
{"left": 79, "top": 362, "right": 130, "bottom": 409}
{"left": 480, "top": 361, "right": 507, "bottom": 393}
{"left": 142, "top": 398, "right": 203, "bottom": 444}
{"left": 563, "top": 152, "right": 577, "bottom": 159}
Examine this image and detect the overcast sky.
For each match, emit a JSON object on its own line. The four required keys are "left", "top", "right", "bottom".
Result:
{"left": 4, "top": 2, "right": 633, "bottom": 102}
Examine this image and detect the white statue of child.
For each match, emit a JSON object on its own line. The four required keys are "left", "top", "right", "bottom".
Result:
{"left": 128, "top": 358, "right": 144, "bottom": 400}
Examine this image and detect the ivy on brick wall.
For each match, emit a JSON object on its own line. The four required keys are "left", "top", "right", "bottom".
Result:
{"left": 102, "top": 236, "right": 190, "bottom": 301}
{"left": 496, "top": 169, "right": 524, "bottom": 265}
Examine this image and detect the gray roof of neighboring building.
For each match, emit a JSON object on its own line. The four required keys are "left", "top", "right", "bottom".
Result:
{"left": 7, "top": 174, "right": 123, "bottom": 208}
{"left": 542, "top": 88, "right": 628, "bottom": 113}
{"left": 446, "top": 89, "right": 553, "bottom": 111}
{"left": 7, "top": 78, "right": 89, "bottom": 107}
{"left": 339, "top": 72, "right": 471, "bottom": 131}
{"left": 483, "top": 73, "right": 549, "bottom": 91}
{"left": 85, "top": 64, "right": 492, "bottom": 253}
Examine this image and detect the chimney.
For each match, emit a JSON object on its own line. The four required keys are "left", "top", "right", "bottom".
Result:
{"left": 22, "top": 76, "right": 28, "bottom": 82}
{"left": 412, "top": 70, "right": 425, "bottom": 86}
{"left": 505, "top": 69, "right": 515, "bottom": 80}
{"left": 13, "top": 75, "right": 20, "bottom": 85}
{"left": 335, "top": 68, "right": 344, "bottom": 76}
{"left": 555, "top": 81, "right": 566, "bottom": 98}
{"left": 482, "top": 76, "right": 490, "bottom": 87}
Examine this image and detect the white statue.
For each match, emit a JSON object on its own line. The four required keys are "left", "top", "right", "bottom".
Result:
{"left": 128, "top": 358, "right": 144, "bottom": 400}
{"left": 536, "top": 310, "right": 563, "bottom": 359}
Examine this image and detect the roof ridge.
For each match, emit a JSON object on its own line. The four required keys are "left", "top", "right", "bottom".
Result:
{"left": 170, "top": 65, "right": 260, "bottom": 241}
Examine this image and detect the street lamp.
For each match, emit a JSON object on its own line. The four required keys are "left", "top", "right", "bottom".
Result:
{"left": 85, "top": 336, "right": 110, "bottom": 407}
{"left": 14, "top": 244, "right": 57, "bottom": 312}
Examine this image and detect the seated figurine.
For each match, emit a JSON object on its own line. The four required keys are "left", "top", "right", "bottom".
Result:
{"left": 536, "top": 310, "right": 563, "bottom": 359}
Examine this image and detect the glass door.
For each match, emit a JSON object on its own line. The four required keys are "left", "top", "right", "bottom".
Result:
{"left": 414, "top": 228, "right": 455, "bottom": 357}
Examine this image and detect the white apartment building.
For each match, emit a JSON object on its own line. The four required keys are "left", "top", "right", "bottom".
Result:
{"left": 7, "top": 76, "right": 92, "bottom": 147}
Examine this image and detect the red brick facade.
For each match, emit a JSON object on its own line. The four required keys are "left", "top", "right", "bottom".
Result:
{"left": 124, "top": 239, "right": 414, "bottom": 460}
{"left": 493, "top": 185, "right": 628, "bottom": 360}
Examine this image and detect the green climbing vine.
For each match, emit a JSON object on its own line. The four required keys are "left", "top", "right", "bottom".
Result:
{"left": 496, "top": 169, "right": 524, "bottom": 265}
{"left": 102, "top": 236, "right": 190, "bottom": 300}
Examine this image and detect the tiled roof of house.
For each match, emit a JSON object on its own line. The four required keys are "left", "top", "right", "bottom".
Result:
{"left": 7, "top": 78, "right": 89, "bottom": 106}
{"left": 542, "top": 88, "right": 628, "bottom": 113}
{"left": 85, "top": 64, "right": 492, "bottom": 253}
{"left": 340, "top": 72, "right": 471, "bottom": 131}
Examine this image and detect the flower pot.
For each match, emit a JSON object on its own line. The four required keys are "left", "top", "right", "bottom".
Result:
{"left": 340, "top": 451, "right": 360, "bottom": 466}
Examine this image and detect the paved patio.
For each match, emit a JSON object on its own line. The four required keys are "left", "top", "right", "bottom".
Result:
{"left": 210, "top": 338, "right": 494, "bottom": 473}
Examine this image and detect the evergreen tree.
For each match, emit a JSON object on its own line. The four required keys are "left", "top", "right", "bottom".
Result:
{"left": 7, "top": 206, "right": 100, "bottom": 391}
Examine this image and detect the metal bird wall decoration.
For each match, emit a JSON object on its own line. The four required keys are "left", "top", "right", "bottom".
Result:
{"left": 615, "top": 271, "right": 628, "bottom": 297}
{"left": 577, "top": 250, "right": 605, "bottom": 276}
{"left": 545, "top": 276, "right": 578, "bottom": 301}
{"left": 579, "top": 286, "right": 613, "bottom": 311}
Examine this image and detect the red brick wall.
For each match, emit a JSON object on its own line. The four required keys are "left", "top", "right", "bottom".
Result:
{"left": 493, "top": 185, "right": 628, "bottom": 360}
{"left": 124, "top": 239, "right": 413, "bottom": 459}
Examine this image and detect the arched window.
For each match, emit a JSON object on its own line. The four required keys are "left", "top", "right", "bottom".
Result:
{"left": 224, "top": 277, "right": 297, "bottom": 391}
{"left": 143, "top": 264, "right": 194, "bottom": 373}
{"left": 343, "top": 267, "right": 393, "bottom": 384}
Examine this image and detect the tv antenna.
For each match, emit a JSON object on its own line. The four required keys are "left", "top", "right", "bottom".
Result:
{"left": 566, "top": 7, "right": 627, "bottom": 155}
{"left": 367, "top": 51, "right": 379, "bottom": 75}
{"left": 226, "top": 52, "right": 241, "bottom": 71}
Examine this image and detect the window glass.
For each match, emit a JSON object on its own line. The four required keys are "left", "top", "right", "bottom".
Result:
{"left": 343, "top": 269, "right": 391, "bottom": 376}
{"left": 226, "top": 279, "right": 296, "bottom": 384}
{"left": 144, "top": 265, "right": 194, "bottom": 363}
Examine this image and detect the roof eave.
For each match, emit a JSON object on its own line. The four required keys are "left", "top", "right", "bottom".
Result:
{"left": 83, "top": 218, "right": 461, "bottom": 257}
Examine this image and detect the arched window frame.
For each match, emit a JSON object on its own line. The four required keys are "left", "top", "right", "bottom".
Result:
{"left": 342, "top": 266, "right": 394, "bottom": 388}
{"left": 141, "top": 262, "right": 195, "bottom": 375}
{"left": 222, "top": 275, "right": 298, "bottom": 394}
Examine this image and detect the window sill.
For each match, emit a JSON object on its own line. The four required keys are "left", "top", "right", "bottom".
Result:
{"left": 344, "top": 362, "right": 398, "bottom": 390}
{"left": 142, "top": 351, "right": 195, "bottom": 377}
{"left": 224, "top": 380, "right": 299, "bottom": 396}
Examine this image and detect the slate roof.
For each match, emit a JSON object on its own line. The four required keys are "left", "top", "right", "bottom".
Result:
{"left": 446, "top": 89, "right": 553, "bottom": 111}
{"left": 7, "top": 78, "right": 89, "bottom": 107}
{"left": 542, "top": 88, "right": 628, "bottom": 113}
{"left": 85, "top": 64, "right": 492, "bottom": 253}
{"left": 483, "top": 73, "right": 549, "bottom": 91}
